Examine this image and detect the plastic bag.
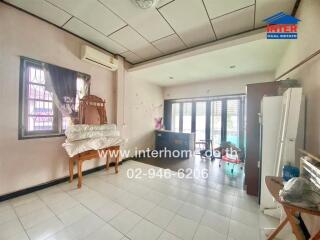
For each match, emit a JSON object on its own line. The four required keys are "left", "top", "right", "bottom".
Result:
{"left": 279, "top": 177, "right": 320, "bottom": 209}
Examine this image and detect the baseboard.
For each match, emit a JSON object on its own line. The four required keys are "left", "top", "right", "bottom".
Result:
{"left": 0, "top": 158, "right": 133, "bottom": 202}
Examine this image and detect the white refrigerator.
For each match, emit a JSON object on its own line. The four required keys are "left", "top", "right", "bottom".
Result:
{"left": 259, "top": 88, "right": 305, "bottom": 211}
{"left": 274, "top": 88, "right": 305, "bottom": 177}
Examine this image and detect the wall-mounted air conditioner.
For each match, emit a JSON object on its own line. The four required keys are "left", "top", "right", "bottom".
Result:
{"left": 80, "top": 45, "right": 118, "bottom": 71}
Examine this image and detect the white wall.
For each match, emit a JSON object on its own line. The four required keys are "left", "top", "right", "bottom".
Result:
{"left": 122, "top": 76, "right": 164, "bottom": 156}
{"left": 275, "top": 0, "right": 320, "bottom": 235}
{"left": 276, "top": 0, "right": 320, "bottom": 79}
{"left": 114, "top": 60, "right": 164, "bottom": 157}
{"left": 0, "top": 3, "right": 164, "bottom": 196}
{"left": 0, "top": 3, "right": 116, "bottom": 195}
{"left": 276, "top": 0, "right": 320, "bottom": 157}
{"left": 164, "top": 72, "right": 274, "bottom": 99}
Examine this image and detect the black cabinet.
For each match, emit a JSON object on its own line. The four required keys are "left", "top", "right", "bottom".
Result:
{"left": 155, "top": 130, "right": 195, "bottom": 159}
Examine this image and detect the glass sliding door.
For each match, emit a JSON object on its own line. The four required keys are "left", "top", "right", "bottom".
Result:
{"left": 171, "top": 103, "right": 180, "bottom": 132}
{"left": 211, "top": 101, "right": 222, "bottom": 148}
{"left": 166, "top": 95, "right": 245, "bottom": 153}
{"left": 226, "top": 99, "right": 240, "bottom": 147}
{"left": 182, "top": 102, "right": 192, "bottom": 133}
{"left": 195, "top": 102, "right": 206, "bottom": 143}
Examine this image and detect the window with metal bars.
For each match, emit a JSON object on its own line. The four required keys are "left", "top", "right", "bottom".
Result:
{"left": 19, "top": 57, "right": 90, "bottom": 139}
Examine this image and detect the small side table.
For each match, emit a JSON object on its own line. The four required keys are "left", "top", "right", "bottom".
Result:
{"left": 265, "top": 176, "right": 320, "bottom": 240}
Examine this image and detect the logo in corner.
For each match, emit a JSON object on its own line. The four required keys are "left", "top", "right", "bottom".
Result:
{"left": 264, "top": 12, "right": 301, "bottom": 40}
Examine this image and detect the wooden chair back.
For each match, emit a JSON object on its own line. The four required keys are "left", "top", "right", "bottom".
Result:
{"left": 79, "top": 95, "right": 107, "bottom": 124}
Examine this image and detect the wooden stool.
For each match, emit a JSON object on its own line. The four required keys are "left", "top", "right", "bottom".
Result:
{"left": 69, "top": 146, "right": 120, "bottom": 188}
{"left": 265, "top": 176, "right": 320, "bottom": 240}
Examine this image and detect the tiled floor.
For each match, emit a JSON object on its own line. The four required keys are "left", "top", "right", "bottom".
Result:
{"left": 0, "top": 160, "right": 279, "bottom": 240}
{"left": 136, "top": 156, "right": 245, "bottom": 189}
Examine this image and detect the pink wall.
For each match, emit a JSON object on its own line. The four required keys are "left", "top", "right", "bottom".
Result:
{"left": 0, "top": 3, "right": 115, "bottom": 195}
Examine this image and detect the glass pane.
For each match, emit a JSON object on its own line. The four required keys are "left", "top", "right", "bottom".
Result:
{"left": 211, "top": 101, "right": 222, "bottom": 148}
{"left": 171, "top": 103, "right": 180, "bottom": 132}
{"left": 29, "top": 84, "right": 53, "bottom": 100}
{"left": 28, "top": 116, "right": 53, "bottom": 131}
{"left": 75, "top": 77, "right": 86, "bottom": 110}
{"left": 182, "top": 103, "right": 192, "bottom": 133}
{"left": 62, "top": 116, "right": 71, "bottom": 130}
{"left": 195, "top": 102, "right": 206, "bottom": 143}
{"left": 226, "top": 99, "right": 240, "bottom": 147}
{"left": 29, "top": 67, "right": 45, "bottom": 84}
{"left": 28, "top": 100, "right": 53, "bottom": 115}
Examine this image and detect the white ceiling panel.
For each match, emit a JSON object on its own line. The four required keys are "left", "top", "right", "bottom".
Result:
{"left": 109, "top": 26, "right": 161, "bottom": 59}
{"left": 109, "top": 25, "right": 149, "bottom": 50}
{"left": 63, "top": 18, "right": 127, "bottom": 54}
{"left": 4, "top": 0, "right": 71, "bottom": 27}
{"left": 157, "top": 0, "right": 174, "bottom": 8}
{"left": 134, "top": 44, "right": 162, "bottom": 60}
{"left": 152, "top": 34, "right": 185, "bottom": 54}
{"left": 212, "top": 6, "right": 255, "bottom": 39}
{"left": 255, "top": 0, "right": 296, "bottom": 27}
{"left": 47, "top": 0, "right": 126, "bottom": 35}
{"left": 99, "top": 0, "right": 173, "bottom": 42}
{"left": 121, "top": 51, "right": 143, "bottom": 64}
{"left": 4, "top": 0, "right": 298, "bottom": 64}
{"left": 159, "top": 0, "right": 216, "bottom": 47}
{"left": 129, "top": 39, "right": 288, "bottom": 86}
{"left": 203, "top": 0, "right": 254, "bottom": 19}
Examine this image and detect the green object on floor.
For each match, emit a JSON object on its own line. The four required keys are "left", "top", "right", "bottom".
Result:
{"left": 224, "top": 163, "right": 241, "bottom": 177}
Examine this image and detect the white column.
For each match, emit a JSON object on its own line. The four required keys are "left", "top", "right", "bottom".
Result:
{"left": 115, "top": 55, "right": 125, "bottom": 128}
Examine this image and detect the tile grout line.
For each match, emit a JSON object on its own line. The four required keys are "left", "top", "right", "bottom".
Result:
{"left": 97, "top": 0, "right": 166, "bottom": 56}
{"left": 156, "top": 7, "right": 188, "bottom": 48}
{"left": 10, "top": 204, "right": 32, "bottom": 240}
{"left": 76, "top": 171, "right": 164, "bottom": 238}
{"left": 226, "top": 204, "right": 235, "bottom": 239}
{"left": 7, "top": 161, "right": 257, "bottom": 240}
{"left": 45, "top": 0, "right": 129, "bottom": 53}
{"left": 57, "top": 181, "right": 129, "bottom": 237}
{"left": 191, "top": 207, "right": 207, "bottom": 240}
{"left": 210, "top": 4, "right": 256, "bottom": 20}
{"left": 201, "top": 0, "right": 218, "bottom": 40}
{"left": 156, "top": 0, "right": 176, "bottom": 10}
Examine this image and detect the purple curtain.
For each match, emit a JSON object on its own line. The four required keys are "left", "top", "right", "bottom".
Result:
{"left": 45, "top": 64, "right": 78, "bottom": 117}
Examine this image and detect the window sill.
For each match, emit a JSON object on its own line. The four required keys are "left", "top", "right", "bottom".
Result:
{"left": 18, "top": 133, "right": 65, "bottom": 140}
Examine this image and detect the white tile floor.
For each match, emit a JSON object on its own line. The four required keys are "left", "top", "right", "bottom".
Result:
{"left": 0, "top": 160, "right": 279, "bottom": 240}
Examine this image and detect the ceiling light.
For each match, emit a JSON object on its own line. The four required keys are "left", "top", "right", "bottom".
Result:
{"left": 229, "top": 65, "right": 236, "bottom": 69}
{"left": 133, "top": 0, "right": 159, "bottom": 9}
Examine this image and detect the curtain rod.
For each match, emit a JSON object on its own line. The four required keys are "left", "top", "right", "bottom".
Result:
{"left": 276, "top": 48, "right": 320, "bottom": 81}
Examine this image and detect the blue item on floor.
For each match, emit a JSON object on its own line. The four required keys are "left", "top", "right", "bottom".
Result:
{"left": 282, "top": 164, "right": 300, "bottom": 181}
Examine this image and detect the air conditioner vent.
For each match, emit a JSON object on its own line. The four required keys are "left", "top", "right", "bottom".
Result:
{"left": 81, "top": 45, "right": 118, "bottom": 71}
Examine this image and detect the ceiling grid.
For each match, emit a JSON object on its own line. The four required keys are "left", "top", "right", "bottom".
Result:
{"left": 3, "top": 0, "right": 298, "bottom": 64}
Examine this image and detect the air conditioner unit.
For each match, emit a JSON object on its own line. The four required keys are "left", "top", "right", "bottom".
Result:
{"left": 80, "top": 45, "right": 118, "bottom": 71}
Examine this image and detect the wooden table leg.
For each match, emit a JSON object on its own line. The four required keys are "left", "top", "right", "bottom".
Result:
{"left": 311, "top": 230, "right": 320, "bottom": 240}
{"left": 267, "top": 217, "right": 289, "bottom": 240}
{"left": 69, "top": 158, "right": 74, "bottom": 182}
{"left": 284, "top": 207, "right": 305, "bottom": 240}
{"left": 115, "top": 147, "right": 119, "bottom": 174}
{"left": 106, "top": 150, "right": 110, "bottom": 170}
{"left": 77, "top": 159, "right": 83, "bottom": 188}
